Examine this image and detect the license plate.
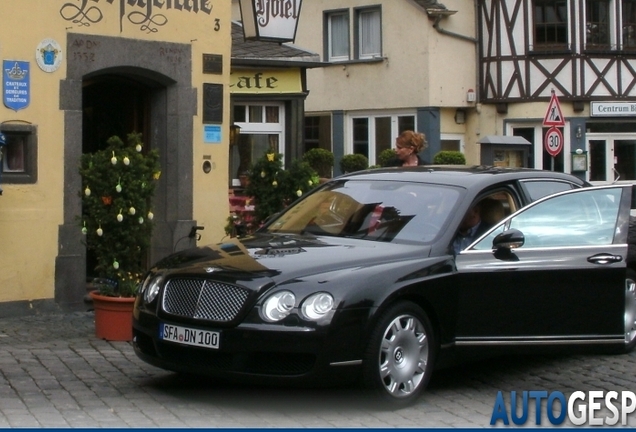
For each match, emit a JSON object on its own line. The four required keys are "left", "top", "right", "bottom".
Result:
{"left": 159, "top": 323, "right": 220, "bottom": 349}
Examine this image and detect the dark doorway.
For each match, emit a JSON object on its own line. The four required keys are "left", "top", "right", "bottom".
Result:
{"left": 83, "top": 75, "right": 151, "bottom": 153}
{"left": 82, "top": 75, "right": 153, "bottom": 278}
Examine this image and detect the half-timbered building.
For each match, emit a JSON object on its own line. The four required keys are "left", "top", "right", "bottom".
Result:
{"left": 481, "top": 0, "right": 636, "bottom": 183}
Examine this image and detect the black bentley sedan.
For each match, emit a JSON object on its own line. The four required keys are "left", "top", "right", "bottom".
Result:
{"left": 132, "top": 166, "right": 636, "bottom": 405}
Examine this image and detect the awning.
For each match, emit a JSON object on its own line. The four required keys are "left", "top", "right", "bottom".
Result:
{"left": 478, "top": 135, "right": 531, "bottom": 145}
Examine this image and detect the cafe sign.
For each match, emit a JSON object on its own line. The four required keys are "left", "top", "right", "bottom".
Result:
{"left": 239, "top": 0, "right": 302, "bottom": 43}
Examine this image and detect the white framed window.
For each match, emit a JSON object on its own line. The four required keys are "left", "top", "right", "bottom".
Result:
{"left": 347, "top": 112, "right": 416, "bottom": 166}
{"left": 326, "top": 10, "right": 350, "bottom": 61}
{"left": 231, "top": 102, "right": 285, "bottom": 186}
{"left": 325, "top": 6, "right": 382, "bottom": 62}
{"left": 356, "top": 7, "right": 382, "bottom": 59}
{"left": 440, "top": 133, "right": 465, "bottom": 153}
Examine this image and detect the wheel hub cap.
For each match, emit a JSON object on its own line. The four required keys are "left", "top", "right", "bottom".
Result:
{"left": 379, "top": 314, "right": 429, "bottom": 398}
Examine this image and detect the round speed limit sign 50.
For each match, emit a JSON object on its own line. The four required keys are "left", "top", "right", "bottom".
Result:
{"left": 544, "top": 126, "right": 563, "bottom": 157}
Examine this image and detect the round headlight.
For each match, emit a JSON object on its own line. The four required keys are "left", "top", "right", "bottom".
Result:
{"left": 261, "top": 291, "right": 296, "bottom": 322}
{"left": 301, "top": 292, "right": 334, "bottom": 320}
{"left": 143, "top": 274, "right": 164, "bottom": 303}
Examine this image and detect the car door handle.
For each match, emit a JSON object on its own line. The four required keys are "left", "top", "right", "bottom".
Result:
{"left": 587, "top": 253, "right": 623, "bottom": 265}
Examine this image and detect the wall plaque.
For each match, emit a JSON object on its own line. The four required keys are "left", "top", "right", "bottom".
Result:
{"left": 203, "top": 83, "right": 223, "bottom": 124}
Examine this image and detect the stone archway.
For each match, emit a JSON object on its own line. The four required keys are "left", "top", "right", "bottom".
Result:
{"left": 55, "top": 33, "right": 197, "bottom": 308}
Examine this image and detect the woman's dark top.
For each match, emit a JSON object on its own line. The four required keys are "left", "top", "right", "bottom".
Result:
{"left": 382, "top": 154, "right": 428, "bottom": 167}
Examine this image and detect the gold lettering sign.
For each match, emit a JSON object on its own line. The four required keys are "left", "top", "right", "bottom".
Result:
{"left": 229, "top": 68, "right": 301, "bottom": 94}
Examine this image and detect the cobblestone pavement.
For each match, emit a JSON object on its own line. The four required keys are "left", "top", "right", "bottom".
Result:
{"left": 0, "top": 311, "right": 635, "bottom": 428}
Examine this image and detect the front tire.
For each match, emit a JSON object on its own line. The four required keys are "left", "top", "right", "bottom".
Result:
{"left": 362, "top": 301, "right": 436, "bottom": 406}
{"left": 624, "top": 269, "right": 636, "bottom": 353}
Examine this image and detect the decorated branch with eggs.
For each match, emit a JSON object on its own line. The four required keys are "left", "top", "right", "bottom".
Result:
{"left": 79, "top": 133, "right": 160, "bottom": 297}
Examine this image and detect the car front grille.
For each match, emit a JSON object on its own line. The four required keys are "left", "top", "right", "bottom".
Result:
{"left": 162, "top": 278, "right": 250, "bottom": 322}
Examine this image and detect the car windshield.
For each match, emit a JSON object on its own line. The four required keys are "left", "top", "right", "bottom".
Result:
{"left": 264, "top": 179, "right": 461, "bottom": 244}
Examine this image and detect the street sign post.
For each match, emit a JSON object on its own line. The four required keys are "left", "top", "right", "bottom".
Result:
{"left": 543, "top": 90, "right": 565, "bottom": 127}
{"left": 544, "top": 126, "right": 564, "bottom": 157}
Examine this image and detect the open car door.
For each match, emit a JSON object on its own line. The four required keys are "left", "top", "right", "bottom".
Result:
{"left": 454, "top": 185, "right": 634, "bottom": 350}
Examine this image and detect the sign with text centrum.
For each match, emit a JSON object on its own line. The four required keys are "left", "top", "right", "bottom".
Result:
{"left": 3, "top": 61, "right": 30, "bottom": 111}
{"left": 591, "top": 102, "right": 636, "bottom": 117}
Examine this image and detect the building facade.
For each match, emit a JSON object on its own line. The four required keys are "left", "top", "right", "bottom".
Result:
{"left": 0, "top": 1, "right": 232, "bottom": 313}
{"left": 296, "top": 0, "right": 636, "bottom": 183}
{"left": 294, "top": 0, "right": 479, "bottom": 174}
{"left": 480, "top": 0, "right": 636, "bottom": 184}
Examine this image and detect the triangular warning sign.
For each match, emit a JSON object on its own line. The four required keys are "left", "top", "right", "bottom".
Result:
{"left": 543, "top": 91, "right": 565, "bottom": 127}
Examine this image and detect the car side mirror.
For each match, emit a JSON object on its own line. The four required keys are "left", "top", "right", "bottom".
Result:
{"left": 493, "top": 228, "right": 525, "bottom": 250}
{"left": 492, "top": 229, "right": 524, "bottom": 261}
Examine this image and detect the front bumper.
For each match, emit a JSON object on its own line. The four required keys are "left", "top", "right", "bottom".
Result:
{"left": 132, "top": 307, "right": 370, "bottom": 385}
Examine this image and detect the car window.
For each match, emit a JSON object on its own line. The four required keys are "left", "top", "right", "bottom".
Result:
{"left": 472, "top": 188, "right": 622, "bottom": 250}
{"left": 265, "top": 180, "right": 461, "bottom": 244}
{"left": 520, "top": 180, "right": 577, "bottom": 201}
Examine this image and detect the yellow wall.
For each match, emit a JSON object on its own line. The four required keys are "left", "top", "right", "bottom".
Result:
{"left": 0, "top": 1, "right": 231, "bottom": 304}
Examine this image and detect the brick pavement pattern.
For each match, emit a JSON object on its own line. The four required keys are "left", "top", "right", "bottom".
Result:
{"left": 0, "top": 311, "right": 635, "bottom": 427}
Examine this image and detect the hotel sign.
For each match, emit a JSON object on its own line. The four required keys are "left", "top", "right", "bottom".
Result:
{"left": 591, "top": 102, "right": 636, "bottom": 117}
{"left": 239, "top": 0, "right": 302, "bottom": 42}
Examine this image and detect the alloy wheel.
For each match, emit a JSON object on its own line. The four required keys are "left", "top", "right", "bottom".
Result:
{"left": 378, "top": 314, "right": 429, "bottom": 398}
{"left": 626, "top": 275, "right": 636, "bottom": 345}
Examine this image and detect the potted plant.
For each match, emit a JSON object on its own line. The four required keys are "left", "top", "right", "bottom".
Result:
{"left": 80, "top": 133, "right": 160, "bottom": 341}
{"left": 339, "top": 153, "right": 369, "bottom": 173}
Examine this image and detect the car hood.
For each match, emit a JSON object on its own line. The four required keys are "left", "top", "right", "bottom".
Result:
{"left": 152, "top": 233, "right": 430, "bottom": 286}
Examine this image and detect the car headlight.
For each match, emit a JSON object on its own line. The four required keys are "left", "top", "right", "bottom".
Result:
{"left": 261, "top": 290, "right": 296, "bottom": 322}
{"left": 301, "top": 292, "right": 334, "bottom": 320}
{"left": 142, "top": 273, "right": 164, "bottom": 303}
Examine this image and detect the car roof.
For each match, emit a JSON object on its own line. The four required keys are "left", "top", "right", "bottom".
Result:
{"left": 333, "top": 165, "right": 588, "bottom": 189}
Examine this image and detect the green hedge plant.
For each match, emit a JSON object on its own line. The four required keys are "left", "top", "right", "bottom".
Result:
{"left": 433, "top": 151, "right": 466, "bottom": 165}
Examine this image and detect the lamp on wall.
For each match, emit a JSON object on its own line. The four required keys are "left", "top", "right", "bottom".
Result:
{"left": 454, "top": 109, "right": 466, "bottom": 124}
{"left": 239, "top": 0, "right": 303, "bottom": 43}
{"left": 229, "top": 124, "right": 241, "bottom": 146}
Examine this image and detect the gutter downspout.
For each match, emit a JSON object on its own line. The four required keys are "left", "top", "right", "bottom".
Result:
{"left": 430, "top": 8, "right": 481, "bottom": 137}
{"left": 431, "top": 12, "right": 479, "bottom": 103}
{"left": 431, "top": 15, "right": 477, "bottom": 43}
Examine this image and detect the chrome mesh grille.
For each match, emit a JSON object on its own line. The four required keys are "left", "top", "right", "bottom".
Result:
{"left": 163, "top": 278, "right": 250, "bottom": 322}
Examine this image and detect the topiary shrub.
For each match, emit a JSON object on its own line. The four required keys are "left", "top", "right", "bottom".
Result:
{"left": 377, "top": 148, "right": 397, "bottom": 167}
{"left": 433, "top": 151, "right": 466, "bottom": 165}
{"left": 302, "top": 148, "right": 334, "bottom": 178}
{"left": 244, "top": 152, "right": 319, "bottom": 229}
{"left": 340, "top": 153, "right": 369, "bottom": 173}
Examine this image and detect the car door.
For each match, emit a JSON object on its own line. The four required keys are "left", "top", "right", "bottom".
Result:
{"left": 453, "top": 185, "right": 631, "bottom": 345}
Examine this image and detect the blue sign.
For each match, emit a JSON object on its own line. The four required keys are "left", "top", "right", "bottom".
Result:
{"left": 203, "top": 125, "right": 221, "bottom": 143}
{"left": 3, "top": 61, "right": 30, "bottom": 111}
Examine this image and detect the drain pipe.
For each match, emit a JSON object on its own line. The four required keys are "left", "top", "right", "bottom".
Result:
{"left": 431, "top": 14, "right": 477, "bottom": 43}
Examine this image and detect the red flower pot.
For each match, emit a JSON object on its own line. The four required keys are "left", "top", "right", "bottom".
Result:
{"left": 89, "top": 291, "right": 135, "bottom": 341}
